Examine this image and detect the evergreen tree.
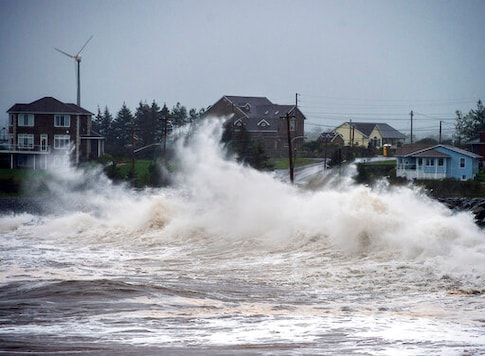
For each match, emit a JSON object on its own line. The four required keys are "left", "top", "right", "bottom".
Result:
{"left": 455, "top": 100, "right": 485, "bottom": 146}
{"left": 100, "top": 106, "right": 114, "bottom": 142}
{"left": 160, "top": 103, "right": 172, "bottom": 137}
{"left": 112, "top": 103, "right": 135, "bottom": 152}
{"left": 246, "top": 140, "right": 273, "bottom": 170}
{"left": 92, "top": 106, "right": 103, "bottom": 133}
{"left": 149, "top": 100, "right": 162, "bottom": 142}
{"left": 134, "top": 101, "right": 151, "bottom": 146}
{"left": 171, "top": 102, "right": 188, "bottom": 127}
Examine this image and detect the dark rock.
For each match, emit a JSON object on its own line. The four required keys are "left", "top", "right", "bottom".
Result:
{"left": 439, "top": 197, "right": 485, "bottom": 227}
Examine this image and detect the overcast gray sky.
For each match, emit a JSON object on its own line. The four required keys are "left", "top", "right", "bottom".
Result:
{"left": 1, "top": 0, "right": 484, "bottom": 138}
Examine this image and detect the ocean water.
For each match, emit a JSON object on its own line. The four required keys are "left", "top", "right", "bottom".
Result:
{"left": 1, "top": 119, "right": 484, "bottom": 355}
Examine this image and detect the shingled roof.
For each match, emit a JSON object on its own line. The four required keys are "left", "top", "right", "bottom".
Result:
{"left": 351, "top": 122, "right": 406, "bottom": 139}
{"left": 7, "top": 97, "right": 93, "bottom": 115}
{"left": 222, "top": 95, "right": 303, "bottom": 132}
{"left": 396, "top": 144, "right": 482, "bottom": 158}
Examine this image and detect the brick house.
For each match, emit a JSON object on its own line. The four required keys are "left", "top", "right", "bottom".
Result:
{"left": 2, "top": 97, "right": 104, "bottom": 169}
{"left": 204, "top": 95, "right": 306, "bottom": 157}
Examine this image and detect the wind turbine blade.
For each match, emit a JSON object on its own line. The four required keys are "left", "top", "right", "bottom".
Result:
{"left": 76, "top": 35, "right": 93, "bottom": 56}
{"left": 55, "top": 48, "right": 74, "bottom": 58}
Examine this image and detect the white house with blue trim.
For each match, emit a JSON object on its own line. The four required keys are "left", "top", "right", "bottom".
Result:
{"left": 396, "top": 144, "right": 482, "bottom": 181}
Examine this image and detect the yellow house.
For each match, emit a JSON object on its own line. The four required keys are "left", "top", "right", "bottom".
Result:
{"left": 334, "top": 122, "right": 406, "bottom": 148}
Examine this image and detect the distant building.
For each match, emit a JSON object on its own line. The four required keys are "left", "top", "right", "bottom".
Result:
{"left": 2, "top": 97, "right": 104, "bottom": 169}
{"left": 467, "top": 132, "right": 485, "bottom": 166}
{"left": 204, "top": 95, "right": 306, "bottom": 157}
{"left": 396, "top": 144, "right": 481, "bottom": 181}
{"left": 318, "top": 131, "right": 344, "bottom": 146}
{"left": 334, "top": 122, "right": 406, "bottom": 148}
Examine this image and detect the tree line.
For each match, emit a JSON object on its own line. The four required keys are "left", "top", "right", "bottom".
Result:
{"left": 92, "top": 98, "right": 484, "bottom": 162}
{"left": 454, "top": 100, "right": 485, "bottom": 146}
{"left": 92, "top": 101, "right": 206, "bottom": 158}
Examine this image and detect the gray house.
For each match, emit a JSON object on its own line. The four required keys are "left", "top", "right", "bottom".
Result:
{"left": 204, "top": 95, "right": 306, "bottom": 157}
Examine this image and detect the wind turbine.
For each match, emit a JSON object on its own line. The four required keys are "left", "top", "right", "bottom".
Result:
{"left": 55, "top": 35, "right": 93, "bottom": 106}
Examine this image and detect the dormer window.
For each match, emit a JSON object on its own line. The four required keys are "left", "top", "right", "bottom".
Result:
{"left": 18, "top": 114, "right": 34, "bottom": 127}
{"left": 257, "top": 119, "right": 270, "bottom": 127}
{"left": 234, "top": 118, "right": 245, "bottom": 127}
{"left": 238, "top": 103, "right": 251, "bottom": 112}
{"left": 54, "top": 115, "right": 71, "bottom": 127}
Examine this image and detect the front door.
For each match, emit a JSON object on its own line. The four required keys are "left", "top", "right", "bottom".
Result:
{"left": 40, "top": 134, "right": 48, "bottom": 152}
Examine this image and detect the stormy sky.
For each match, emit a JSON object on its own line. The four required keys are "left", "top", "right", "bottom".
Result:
{"left": 1, "top": 0, "right": 484, "bottom": 138}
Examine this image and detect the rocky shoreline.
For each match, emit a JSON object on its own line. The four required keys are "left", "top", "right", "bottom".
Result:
{"left": 438, "top": 198, "right": 485, "bottom": 227}
{"left": 0, "top": 197, "right": 47, "bottom": 215}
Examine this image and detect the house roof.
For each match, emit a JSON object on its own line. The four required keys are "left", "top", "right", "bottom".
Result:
{"left": 374, "top": 123, "right": 407, "bottom": 139}
{"left": 396, "top": 144, "right": 482, "bottom": 159}
{"left": 396, "top": 144, "right": 433, "bottom": 156}
{"left": 7, "top": 97, "right": 93, "bottom": 115}
{"left": 224, "top": 95, "right": 273, "bottom": 108}
{"left": 348, "top": 122, "right": 406, "bottom": 139}
{"left": 221, "top": 95, "right": 305, "bottom": 132}
{"left": 413, "top": 149, "right": 450, "bottom": 158}
{"left": 318, "top": 131, "right": 343, "bottom": 143}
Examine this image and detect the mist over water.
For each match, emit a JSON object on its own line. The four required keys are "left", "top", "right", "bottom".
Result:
{"left": 1, "top": 118, "right": 484, "bottom": 354}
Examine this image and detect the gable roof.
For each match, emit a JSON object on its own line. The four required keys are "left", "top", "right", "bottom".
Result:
{"left": 396, "top": 144, "right": 482, "bottom": 159}
{"left": 219, "top": 95, "right": 305, "bottom": 132}
{"left": 335, "top": 122, "right": 406, "bottom": 139}
{"left": 7, "top": 97, "right": 93, "bottom": 115}
{"left": 318, "top": 131, "right": 343, "bottom": 143}
{"left": 348, "top": 122, "right": 406, "bottom": 139}
{"left": 374, "top": 123, "right": 407, "bottom": 139}
{"left": 413, "top": 149, "right": 450, "bottom": 158}
{"left": 224, "top": 95, "right": 273, "bottom": 108}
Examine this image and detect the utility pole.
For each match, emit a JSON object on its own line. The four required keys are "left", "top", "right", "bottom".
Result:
{"left": 163, "top": 113, "right": 169, "bottom": 160}
{"left": 439, "top": 121, "right": 442, "bottom": 144}
{"left": 349, "top": 119, "right": 353, "bottom": 147}
{"left": 410, "top": 110, "right": 414, "bottom": 144}
{"left": 286, "top": 112, "right": 294, "bottom": 184}
{"left": 130, "top": 121, "right": 135, "bottom": 179}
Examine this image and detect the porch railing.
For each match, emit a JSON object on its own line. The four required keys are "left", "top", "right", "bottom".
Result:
{"left": 0, "top": 143, "right": 51, "bottom": 153}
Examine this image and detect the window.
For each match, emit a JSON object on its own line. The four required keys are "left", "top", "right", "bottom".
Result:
{"left": 459, "top": 157, "right": 465, "bottom": 168}
{"left": 438, "top": 158, "right": 444, "bottom": 166}
{"left": 18, "top": 114, "right": 34, "bottom": 127}
{"left": 18, "top": 134, "right": 34, "bottom": 148}
{"left": 418, "top": 158, "right": 423, "bottom": 166}
{"left": 426, "top": 158, "right": 435, "bottom": 166}
{"left": 54, "top": 135, "right": 70, "bottom": 149}
{"left": 290, "top": 118, "right": 296, "bottom": 131}
{"left": 54, "top": 115, "right": 71, "bottom": 127}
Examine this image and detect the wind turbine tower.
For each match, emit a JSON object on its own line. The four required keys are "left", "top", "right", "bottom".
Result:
{"left": 55, "top": 35, "right": 93, "bottom": 106}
